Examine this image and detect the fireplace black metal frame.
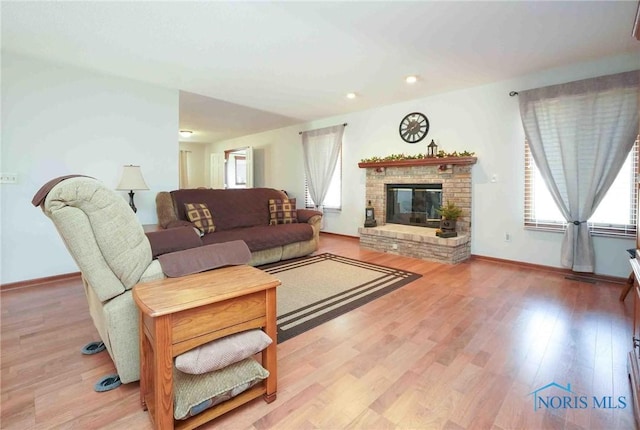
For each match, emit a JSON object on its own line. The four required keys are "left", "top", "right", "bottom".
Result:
{"left": 385, "top": 183, "right": 442, "bottom": 228}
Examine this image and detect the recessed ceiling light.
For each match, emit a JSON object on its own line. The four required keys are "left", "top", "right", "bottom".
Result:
{"left": 405, "top": 75, "right": 418, "bottom": 84}
{"left": 346, "top": 92, "right": 357, "bottom": 99}
{"left": 179, "top": 130, "right": 193, "bottom": 138}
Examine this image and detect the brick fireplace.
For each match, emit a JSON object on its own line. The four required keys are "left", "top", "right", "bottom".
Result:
{"left": 358, "top": 157, "right": 476, "bottom": 264}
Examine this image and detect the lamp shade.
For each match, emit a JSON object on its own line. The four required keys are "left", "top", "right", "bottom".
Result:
{"left": 116, "top": 165, "right": 149, "bottom": 191}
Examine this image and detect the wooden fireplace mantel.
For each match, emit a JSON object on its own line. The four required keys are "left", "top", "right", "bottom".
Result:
{"left": 357, "top": 156, "right": 477, "bottom": 169}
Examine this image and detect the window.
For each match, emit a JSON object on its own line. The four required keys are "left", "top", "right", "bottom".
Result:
{"left": 524, "top": 138, "right": 638, "bottom": 237}
{"left": 305, "top": 147, "right": 341, "bottom": 210}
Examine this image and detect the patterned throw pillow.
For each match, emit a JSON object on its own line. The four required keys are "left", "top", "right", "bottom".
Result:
{"left": 184, "top": 203, "right": 216, "bottom": 234}
{"left": 268, "top": 198, "right": 298, "bottom": 225}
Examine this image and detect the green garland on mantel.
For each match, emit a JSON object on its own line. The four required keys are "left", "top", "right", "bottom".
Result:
{"left": 360, "top": 150, "right": 476, "bottom": 164}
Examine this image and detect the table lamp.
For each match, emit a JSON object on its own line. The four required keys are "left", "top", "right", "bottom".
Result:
{"left": 116, "top": 165, "right": 149, "bottom": 213}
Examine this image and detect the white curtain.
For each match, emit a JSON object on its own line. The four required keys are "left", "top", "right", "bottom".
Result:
{"left": 301, "top": 124, "right": 344, "bottom": 226}
{"left": 519, "top": 70, "right": 639, "bottom": 272}
{"left": 179, "top": 150, "right": 190, "bottom": 189}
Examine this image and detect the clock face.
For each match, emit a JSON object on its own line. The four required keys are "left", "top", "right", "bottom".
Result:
{"left": 399, "top": 112, "right": 429, "bottom": 143}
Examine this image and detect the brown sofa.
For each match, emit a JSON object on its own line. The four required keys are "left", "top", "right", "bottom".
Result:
{"left": 156, "top": 188, "right": 322, "bottom": 266}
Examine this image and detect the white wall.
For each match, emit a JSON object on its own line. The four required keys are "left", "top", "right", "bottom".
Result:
{"left": 210, "top": 53, "right": 639, "bottom": 277}
{"left": 1, "top": 53, "right": 179, "bottom": 284}
{"left": 5, "top": 52, "right": 634, "bottom": 282}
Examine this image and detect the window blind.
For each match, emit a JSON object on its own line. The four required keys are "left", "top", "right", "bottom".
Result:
{"left": 524, "top": 137, "right": 639, "bottom": 238}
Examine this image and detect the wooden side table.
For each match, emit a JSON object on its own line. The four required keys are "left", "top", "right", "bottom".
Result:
{"left": 133, "top": 265, "right": 281, "bottom": 430}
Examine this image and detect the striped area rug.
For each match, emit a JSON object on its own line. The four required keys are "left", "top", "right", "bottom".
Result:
{"left": 261, "top": 253, "right": 422, "bottom": 343}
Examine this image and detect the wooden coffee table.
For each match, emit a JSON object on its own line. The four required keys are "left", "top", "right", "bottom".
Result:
{"left": 133, "top": 265, "right": 281, "bottom": 430}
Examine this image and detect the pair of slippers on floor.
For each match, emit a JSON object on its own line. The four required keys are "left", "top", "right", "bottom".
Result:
{"left": 81, "top": 341, "right": 121, "bottom": 392}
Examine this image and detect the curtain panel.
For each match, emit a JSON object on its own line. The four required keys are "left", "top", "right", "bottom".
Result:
{"left": 519, "top": 70, "right": 639, "bottom": 272}
{"left": 301, "top": 124, "right": 344, "bottom": 222}
{"left": 179, "top": 150, "right": 190, "bottom": 189}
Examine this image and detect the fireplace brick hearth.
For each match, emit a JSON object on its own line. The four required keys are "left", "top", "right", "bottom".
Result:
{"left": 357, "top": 157, "right": 476, "bottom": 264}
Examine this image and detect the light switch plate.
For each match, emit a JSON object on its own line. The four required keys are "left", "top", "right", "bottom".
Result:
{"left": 0, "top": 173, "right": 18, "bottom": 184}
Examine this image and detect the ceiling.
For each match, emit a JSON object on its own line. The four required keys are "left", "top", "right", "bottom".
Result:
{"left": 2, "top": 1, "right": 639, "bottom": 144}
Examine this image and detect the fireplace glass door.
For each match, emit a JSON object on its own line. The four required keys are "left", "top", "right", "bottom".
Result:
{"left": 386, "top": 184, "right": 442, "bottom": 228}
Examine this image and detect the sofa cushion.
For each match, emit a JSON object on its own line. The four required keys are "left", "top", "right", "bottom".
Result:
{"left": 175, "top": 329, "right": 272, "bottom": 375}
{"left": 166, "top": 219, "right": 197, "bottom": 230}
{"left": 171, "top": 188, "right": 288, "bottom": 231}
{"left": 268, "top": 198, "right": 298, "bottom": 225}
{"left": 202, "top": 224, "right": 313, "bottom": 252}
{"left": 184, "top": 203, "right": 216, "bottom": 234}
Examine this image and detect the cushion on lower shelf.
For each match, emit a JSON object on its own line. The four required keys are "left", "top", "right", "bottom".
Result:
{"left": 173, "top": 357, "right": 269, "bottom": 420}
{"left": 175, "top": 329, "right": 272, "bottom": 374}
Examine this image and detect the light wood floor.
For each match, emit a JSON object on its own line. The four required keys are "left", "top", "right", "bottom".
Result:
{"left": 1, "top": 234, "right": 636, "bottom": 429}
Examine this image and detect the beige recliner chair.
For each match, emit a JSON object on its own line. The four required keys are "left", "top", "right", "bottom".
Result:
{"left": 34, "top": 176, "right": 167, "bottom": 386}
{"left": 34, "top": 176, "right": 254, "bottom": 391}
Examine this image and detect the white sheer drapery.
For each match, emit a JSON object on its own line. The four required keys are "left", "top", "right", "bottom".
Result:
{"left": 179, "top": 150, "right": 190, "bottom": 189}
{"left": 301, "top": 124, "right": 344, "bottom": 227}
{"left": 519, "top": 70, "right": 639, "bottom": 272}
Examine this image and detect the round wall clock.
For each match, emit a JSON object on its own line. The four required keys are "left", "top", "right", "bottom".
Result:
{"left": 399, "top": 112, "right": 429, "bottom": 143}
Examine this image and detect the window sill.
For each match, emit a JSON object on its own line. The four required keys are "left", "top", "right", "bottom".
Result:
{"left": 306, "top": 207, "right": 341, "bottom": 213}
{"left": 524, "top": 225, "right": 635, "bottom": 239}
